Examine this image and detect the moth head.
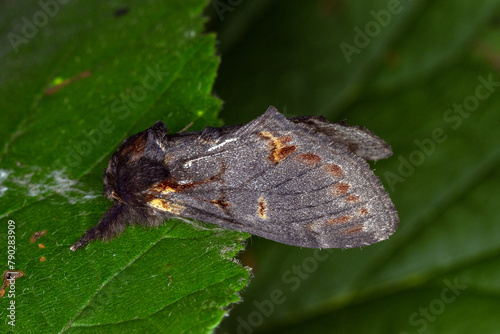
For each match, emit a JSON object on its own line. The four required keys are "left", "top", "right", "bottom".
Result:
{"left": 102, "top": 121, "right": 170, "bottom": 206}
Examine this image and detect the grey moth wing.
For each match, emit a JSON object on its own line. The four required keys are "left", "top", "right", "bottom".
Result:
{"left": 146, "top": 106, "right": 398, "bottom": 249}
{"left": 71, "top": 106, "right": 398, "bottom": 250}
{"left": 289, "top": 115, "right": 393, "bottom": 161}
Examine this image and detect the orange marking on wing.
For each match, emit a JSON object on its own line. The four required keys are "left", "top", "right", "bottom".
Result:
{"left": 277, "top": 135, "right": 292, "bottom": 145}
{"left": 324, "top": 164, "right": 343, "bottom": 177}
{"left": 258, "top": 131, "right": 296, "bottom": 163}
{"left": 359, "top": 208, "right": 369, "bottom": 216}
{"left": 151, "top": 181, "right": 178, "bottom": 193}
{"left": 211, "top": 198, "right": 229, "bottom": 209}
{"left": 333, "top": 182, "right": 350, "bottom": 195}
{"left": 296, "top": 153, "right": 321, "bottom": 165}
{"left": 151, "top": 168, "right": 224, "bottom": 194}
{"left": 345, "top": 195, "right": 359, "bottom": 202}
{"left": 343, "top": 224, "right": 364, "bottom": 234}
{"left": 278, "top": 145, "right": 297, "bottom": 161}
{"left": 326, "top": 216, "right": 352, "bottom": 225}
{"left": 258, "top": 196, "right": 268, "bottom": 219}
{"left": 148, "top": 198, "right": 184, "bottom": 214}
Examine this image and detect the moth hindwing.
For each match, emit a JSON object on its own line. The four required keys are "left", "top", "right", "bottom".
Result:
{"left": 70, "top": 106, "right": 398, "bottom": 251}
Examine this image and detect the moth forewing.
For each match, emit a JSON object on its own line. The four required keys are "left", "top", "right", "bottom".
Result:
{"left": 71, "top": 106, "right": 398, "bottom": 251}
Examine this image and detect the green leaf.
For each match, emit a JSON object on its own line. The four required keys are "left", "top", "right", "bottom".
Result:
{"left": 211, "top": 0, "right": 500, "bottom": 333}
{"left": 0, "top": 1, "right": 248, "bottom": 333}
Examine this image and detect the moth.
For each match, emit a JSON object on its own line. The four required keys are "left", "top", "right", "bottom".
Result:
{"left": 70, "top": 106, "right": 398, "bottom": 251}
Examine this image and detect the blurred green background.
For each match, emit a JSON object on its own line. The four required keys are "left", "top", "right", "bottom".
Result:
{"left": 1, "top": 0, "right": 500, "bottom": 333}
{"left": 207, "top": 0, "right": 500, "bottom": 333}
